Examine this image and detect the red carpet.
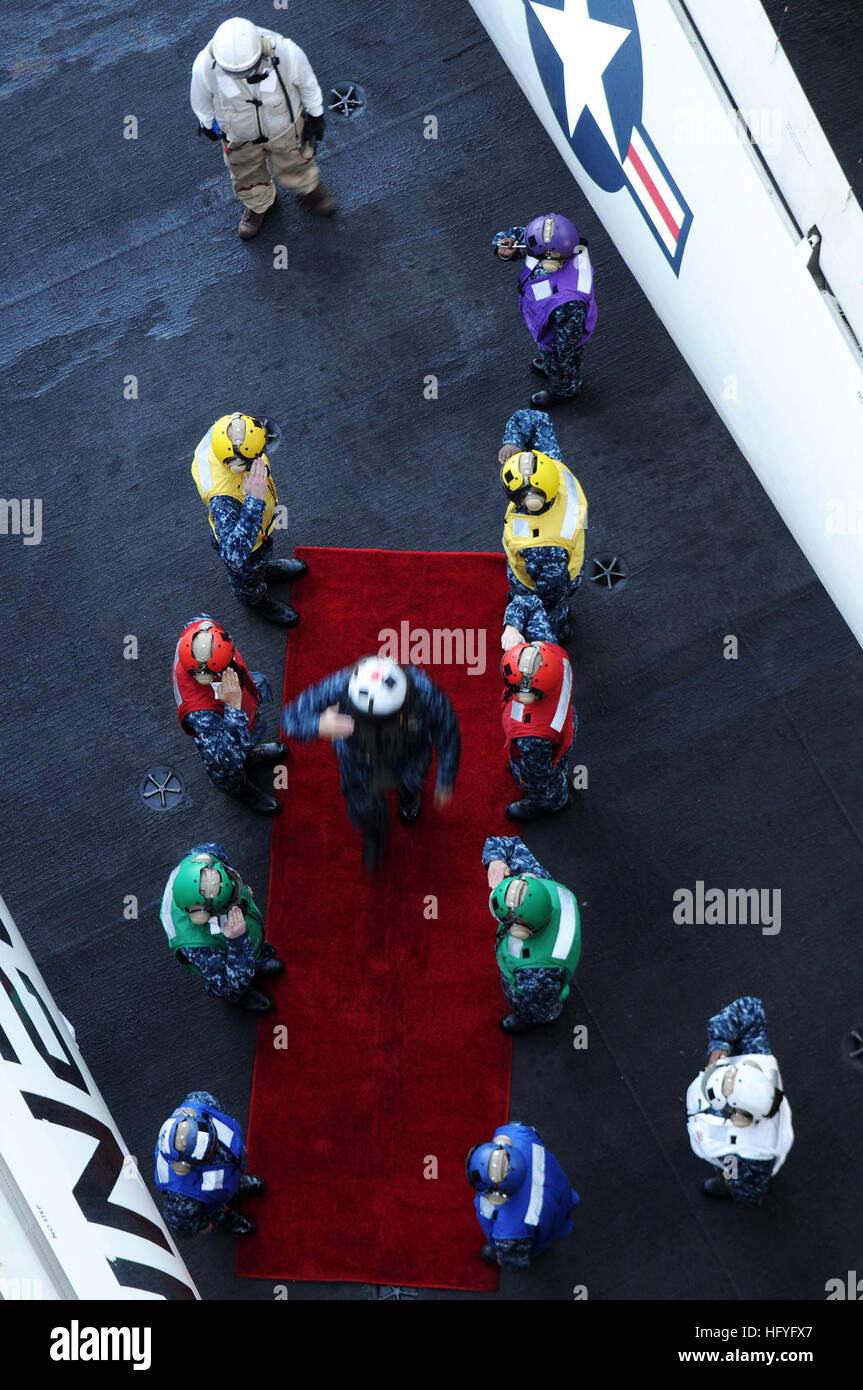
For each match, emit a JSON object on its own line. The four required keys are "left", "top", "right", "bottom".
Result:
{"left": 235, "top": 547, "right": 515, "bottom": 1289}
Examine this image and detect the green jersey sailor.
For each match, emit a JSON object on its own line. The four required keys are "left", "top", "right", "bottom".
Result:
{"left": 483, "top": 834, "right": 581, "bottom": 1034}
{"left": 160, "top": 841, "right": 284, "bottom": 1014}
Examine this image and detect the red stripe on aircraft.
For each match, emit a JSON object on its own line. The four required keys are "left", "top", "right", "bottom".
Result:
{"left": 626, "top": 140, "right": 681, "bottom": 242}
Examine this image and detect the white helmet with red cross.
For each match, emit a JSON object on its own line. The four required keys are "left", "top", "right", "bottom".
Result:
{"left": 347, "top": 657, "right": 408, "bottom": 718}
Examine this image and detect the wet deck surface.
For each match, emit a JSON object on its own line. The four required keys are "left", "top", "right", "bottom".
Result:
{"left": 1, "top": 0, "right": 861, "bottom": 1299}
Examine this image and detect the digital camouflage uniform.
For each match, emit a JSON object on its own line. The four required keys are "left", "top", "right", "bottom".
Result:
{"left": 160, "top": 1090, "right": 253, "bottom": 1239}
{"left": 704, "top": 995, "right": 775, "bottom": 1206}
{"left": 501, "top": 409, "right": 584, "bottom": 644}
{"left": 507, "top": 724, "right": 575, "bottom": 815}
{"left": 209, "top": 491, "right": 277, "bottom": 607}
{"left": 181, "top": 613, "right": 274, "bottom": 793}
{"left": 493, "top": 226, "right": 588, "bottom": 398}
{"left": 280, "top": 663, "right": 461, "bottom": 842}
{"left": 482, "top": 836, "right": 569, "bottom": 1026}
{"left": 503, "top": 593, "right": 555, "bottom": 645}
{"left": 168, "top": 841, "right": 279, "bottom": 1003}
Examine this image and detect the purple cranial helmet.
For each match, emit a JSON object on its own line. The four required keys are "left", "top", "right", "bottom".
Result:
{"left": 523, "top": 213, "right": 580, "bottom": 259}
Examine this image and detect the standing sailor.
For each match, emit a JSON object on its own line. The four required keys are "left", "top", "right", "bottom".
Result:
{"left": 686, "top": 995, "right": 794, "bottom": 1204}
{"left": 191, "top": 16, "right": 336, "bottom": 240}
{"left": 154, "top": 1090, "right": 264, "bottom": 1239}
{"left": 191, "top": 411, "right": 306, "bottom": 626}
{"left": 493, "top": 212, "right": 597, "bottom": 407}
{"left": 500, "top": 641, "right": 575, "bottom": 821}
{"left": 499, "top": 409, "right": 587, "bottom": 645}
{"left": 482, "top": 835, "right": 581, "bottom": 1033}
{"left": 172, "top": 614, "right": 284, "bottom": 814}
{"left": 466, "top": 1122, "right": 579, "bottom": 1268}
{"left": 160, "top": 842, "right": 283, "bottom": 1014}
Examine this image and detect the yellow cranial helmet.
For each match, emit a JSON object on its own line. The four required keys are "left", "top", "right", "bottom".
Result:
{"left": 500, "top": 450, "right": 560, "bottom": 511}
{"left": 211, "top": 413, "right": 268, "bottom": 466}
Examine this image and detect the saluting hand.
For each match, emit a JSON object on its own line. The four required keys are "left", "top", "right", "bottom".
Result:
{"left": 220, "top": 666, "right": 243, "bottom": 709}
{"left": 222, "top": 906, "right": 247, "bottom": 940}
{"left": 243, "top": 457, "right": 270, "bottom": 500}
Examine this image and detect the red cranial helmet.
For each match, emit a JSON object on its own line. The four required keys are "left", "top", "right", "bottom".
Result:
{"left": 500, "top": 641, "right": 562, "bottom": 698}
{"left": 177, "top": 619, "right": 234, "bottom": 678}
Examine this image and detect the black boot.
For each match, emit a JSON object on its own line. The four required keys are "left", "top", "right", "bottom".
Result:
{"left": 500, "top": 1012, "right": 535, "bottom": 1034}
{"left": 266, "top": 558, "right": 308, "bottom": 580}
{"left": 222, "top": 1210, "right": 257, "bottom": 1236}
{"left": 505, "top": 800, "right": 546, "bottom": 822}
{"left": 239, "top": 1174, "right": 266, "bottom": 1196}
{"left": 397, "top": 789, "right": 422, "bottom": 825}
{"left": 236, "top": 987, "right": 274, "bottom": 1013}
{"left": 255, "top": 956, "right": 285, "bottom": 978}
{"left": 530, "top": 357, "right": 548, "bottom": 377}
{"left": 702, "top": 1176, "right": 733, "bottom": 1200}
{"left": 250, "top": 593, "right": 300, "bottom": 626}
{"left": 480, "top": 1244, "right": 499, "bottom": 1266}
{"left": 231, "top": 777, "right": 282, "bottom": 815}
{"left": 246, "top": 742, "right": 288, "bottom": 765}
{"left": 530, "top": 389, "right": 574, "bottom": 409}
{"left": 505, "top": 797, "right": 569, "bottom": 822}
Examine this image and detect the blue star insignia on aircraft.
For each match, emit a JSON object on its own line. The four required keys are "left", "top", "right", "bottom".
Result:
{"left": 524, "top": 0, "right": 693, "bottom": 274}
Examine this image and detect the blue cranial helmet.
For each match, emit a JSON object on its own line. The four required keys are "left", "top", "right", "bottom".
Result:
{"left": 465, "top": 1136, "right": 528, "bottom": 1196}
{"left": 158, "top": 1107, "right": 217, "bottom": 1171}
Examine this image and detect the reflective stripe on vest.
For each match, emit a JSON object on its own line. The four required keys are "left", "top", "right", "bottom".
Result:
{"left": 194, "top": 432, "right": 214, "bottom": 492}
{"left": 524, "top": 1143, "right": 545, "bottom": 1227}
{"left": 551, "top": 889, "right": 577, "bottom": 961}
{"left": 211, "top": 1116, "right": 237, "bottom": 1149}
{"left": 171, "top": 638, "right": 184, "bottom": 711}
{"left": 558, "top": 475, "right": 582, "bottom": 541}
{"left": 161, "top": 868, "right": 179, "bottom": 941}
{"left": 550, "top": 659, "right": 572, "bottom": 734}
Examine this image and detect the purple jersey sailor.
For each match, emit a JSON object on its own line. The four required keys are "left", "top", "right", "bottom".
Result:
{"left": 518, "top": 247, "right": 598, "bottom": 351}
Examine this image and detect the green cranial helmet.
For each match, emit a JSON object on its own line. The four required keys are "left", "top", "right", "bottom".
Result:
{"left": 172, "top": 853, "right": 240, "bottom": 919}
{"left": 489, "top": 875, "right": 554, "bottom": 933}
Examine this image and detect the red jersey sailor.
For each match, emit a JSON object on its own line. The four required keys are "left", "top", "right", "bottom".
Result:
{"left": 501, "top": 641, "right": 576, "bottom": 821}
{"left": 172, "top": 614, "right": 285, "bottom": 814}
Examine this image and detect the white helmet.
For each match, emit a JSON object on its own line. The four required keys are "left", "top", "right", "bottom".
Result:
{"left": 347, "top": 658, "right": 408, "bottom": 717}
{"left": 211, "top": 18, "right": 263, "bottom": 74}
{"left": 702, "top": 1060, "right": 779, "bottom": 1124}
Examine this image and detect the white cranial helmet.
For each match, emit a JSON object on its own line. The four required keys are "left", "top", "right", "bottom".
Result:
{"left": 347, "top": 658, "right": 408, "bottom": 717}
{"left": 211, "top": 18, "right": 263, "bottom": 74}
{"left": 702, "top": 1060, "right": 779, "bottom": 1124}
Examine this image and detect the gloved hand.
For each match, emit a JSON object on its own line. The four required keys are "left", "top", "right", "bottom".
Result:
{"left": 198, "top": 121, "right": 222, "bottom": 142}
{"left": 303, "top": 112, "right": 325, "bottom": 144}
